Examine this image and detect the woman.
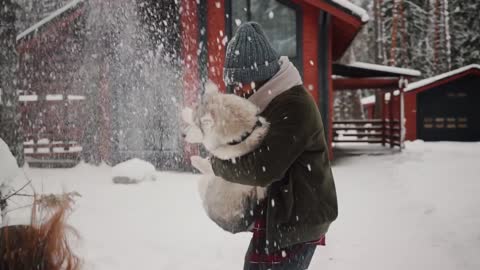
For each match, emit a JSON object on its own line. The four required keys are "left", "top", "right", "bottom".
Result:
{"left": 210, "top": 22, "right": 338, "bottom": 270}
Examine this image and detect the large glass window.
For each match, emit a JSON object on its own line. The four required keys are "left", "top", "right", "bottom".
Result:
{"left": 231, "top": 0, "right": 298, "bottom": 59}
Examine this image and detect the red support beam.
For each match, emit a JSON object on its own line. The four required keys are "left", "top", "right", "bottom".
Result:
{"left": 181, "top": 0, "right": 201, "bottom": 160}
{"left": 181, "top": 0, "right": 200, "bottom": 106}
{"left": 381, "top": 93, "right": 386, "bottom": 146}
{"left": 327, "top": 14, "right": 334, "bottom": 160}
{"left": 333, "top": 77, "right": 400, "bottom": 90}
{"left": 302, "top": 4, "right": 320, "bottom": 103}
{"left": 207, "top": 0, "right": 226, "bottom": 91}
{"left": 300, "top": 0, "right": 364, "bottom": 61}
{"left": 388, "top": 91, "right": 394, "bottom": 148}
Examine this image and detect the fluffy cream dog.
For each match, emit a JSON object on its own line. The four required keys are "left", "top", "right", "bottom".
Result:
{"left": 182, "top": 82, "right": 268, "bottom": 233}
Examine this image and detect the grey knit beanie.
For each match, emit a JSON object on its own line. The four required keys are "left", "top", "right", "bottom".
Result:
{"left": 223, "top": 22, "right": 280, "bottom": 86}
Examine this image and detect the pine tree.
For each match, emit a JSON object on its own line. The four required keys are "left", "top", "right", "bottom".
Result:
{"left": 403, "top": 0, "right": 436, "bottom": 77}
{"left": 449, "top": 0, "right": 480, "bottom": 69}
{"left": 336, "top": 45, "right": 366, "bottom": 120}
{"left": 0, "top": 0, "right": 24, "bottom": 166}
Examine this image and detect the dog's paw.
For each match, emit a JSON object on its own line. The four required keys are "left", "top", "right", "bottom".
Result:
{"left": 191, "top": 156, "right": 214, "bottom": 174}
{"left": 181, "top": 107, "right": 194, "bottom": 124}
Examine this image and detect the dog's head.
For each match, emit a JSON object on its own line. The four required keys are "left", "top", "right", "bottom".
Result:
{"left": 181, "top": 81, "right": 261, "bottom": 152}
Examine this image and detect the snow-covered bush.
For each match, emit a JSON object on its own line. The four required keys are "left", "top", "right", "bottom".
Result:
{"left": 112, "top": 158, "right": 156, "bottom": 184}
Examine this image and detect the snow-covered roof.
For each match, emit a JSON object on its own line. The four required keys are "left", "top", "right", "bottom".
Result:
{"left": 16, "top": 0, "right": 85, "bottom": 42}
{"left": 19, "top": 94, "right": 86, "bottom": 102}
{"left": 361, "top": 90, "right": 401, "bottom": 105}
{"left": 346, "top": 62, "right": 422, "bottom": 77}
{"left": 19, "top": 95, "right": 38, "bottom": 102}
{"left": 405, "top": 64, "right": 480, "bottom": 92}
{"left": 330, "top": 0, "right": 370, "bottom": 22}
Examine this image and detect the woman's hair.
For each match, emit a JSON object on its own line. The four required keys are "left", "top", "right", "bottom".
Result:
{"left": 0, "top": 194, "right": 81, "bottom": 270}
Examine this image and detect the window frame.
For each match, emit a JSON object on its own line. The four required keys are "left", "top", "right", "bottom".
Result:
{"left": 225, "top": 0, "right": 303, "bottom": 74}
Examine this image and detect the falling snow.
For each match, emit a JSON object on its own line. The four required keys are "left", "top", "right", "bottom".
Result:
{"left": 3, "top": 1, "right": 480, "bottom": 269}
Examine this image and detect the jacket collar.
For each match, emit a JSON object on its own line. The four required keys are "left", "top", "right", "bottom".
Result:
{"left": 248, "top": 56, "right": 303, "bottom": 113}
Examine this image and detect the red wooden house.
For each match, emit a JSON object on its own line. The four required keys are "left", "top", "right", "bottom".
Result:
{"left": 182, "top": 0, "right": 422, "bottom": 158}
{"left": 16, "top": 0, "right": 88, "bottom": 167}
{"left": 181, "top": 0, "right": 372, "bottom": 156}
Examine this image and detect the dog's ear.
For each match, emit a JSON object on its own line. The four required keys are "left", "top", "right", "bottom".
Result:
{"left": 181, "top": 107, "right": 194, "bottom": 124}
{"left": 204, "top": 80, "right": 219, "bottom": 95}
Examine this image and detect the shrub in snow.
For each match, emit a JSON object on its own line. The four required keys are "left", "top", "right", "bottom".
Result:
{"left": 112, "top": 158, "right": 156, "bottom": 184}
{"left": 0, "top": 138, "right": 20, "bottom": 188}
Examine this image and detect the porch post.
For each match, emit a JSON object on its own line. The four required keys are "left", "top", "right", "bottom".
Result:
{"left": 399, "top": 77, "right": 406, "bottom": 150}
{"left": 381, "top": 91, "right": 386, "bottom": 146}
{"left": 389, "top": 91, "right": 394, "bottom": 148}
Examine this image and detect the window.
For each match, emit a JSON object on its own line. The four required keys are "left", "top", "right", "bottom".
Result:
{"left": 458, "top": 117, "right": 468, "bottom": 128}
{"left": 447, "top": 92, "right": 468, "bottom": 98}
{"left": 424, "top": 116, "right": 469, "bottom": 129}
{"left": 423, "top": 117, "right": 433, "bottom": 128}
{"left": 230, "top": 0, "right": 299, "bottom": 60}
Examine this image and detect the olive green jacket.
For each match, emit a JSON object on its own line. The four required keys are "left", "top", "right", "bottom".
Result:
{"left": 211, "top": 85, "right": 338, "bottom": 249}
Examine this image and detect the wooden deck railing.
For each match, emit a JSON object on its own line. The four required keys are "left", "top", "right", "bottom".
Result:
{"left": 333, "top": 119, "right": 402, "bottom": 148}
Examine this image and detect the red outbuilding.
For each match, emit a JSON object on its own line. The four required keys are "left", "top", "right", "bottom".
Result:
{"left": 362, "top": 64, "right": 480, "bottom": 142}
{"left": 403, "top": 65, "right": 480, "bottom": 141}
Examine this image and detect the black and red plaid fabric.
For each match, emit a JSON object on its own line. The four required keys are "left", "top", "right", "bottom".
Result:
{"left": 247, "top": 205, "right": 326, "bottom": 265}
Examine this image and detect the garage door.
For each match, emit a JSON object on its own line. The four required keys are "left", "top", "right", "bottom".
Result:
{"left": 417, "top": 77, "right": 480, "bottom": 141}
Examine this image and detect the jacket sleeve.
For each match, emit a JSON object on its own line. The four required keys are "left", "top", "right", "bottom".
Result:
{"left": 211, "top": 98, "right": 313, "bottom": 187}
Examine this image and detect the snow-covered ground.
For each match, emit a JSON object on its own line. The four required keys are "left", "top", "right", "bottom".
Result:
{"left": 8, "top": 141, "right": 480, "bottom": 270}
